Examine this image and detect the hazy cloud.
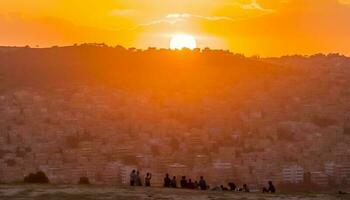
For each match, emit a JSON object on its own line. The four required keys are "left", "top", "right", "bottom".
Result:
{"left": 230, "top": 0, "right": 275, "bottom": 12}
{"left": 135, "top": 13, "right": 249, "bottom": 29}
{"left": 109, "top": 9, "right": 137, "bottom": 16}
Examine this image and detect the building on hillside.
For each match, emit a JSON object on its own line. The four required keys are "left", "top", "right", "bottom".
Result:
{"left": 325, "top": 161, "right": 336, "bottom": 177}
{"left": 310, "top": 171, "right": 329, "bottom": 187}
{"left": 167, "top": 163, "right": 190, "bottom": 180}
{"left": 282, "top": 165, "right": 304, "bottom": 184}
{"left": 334, "top": 161, "right": 350, "bottom": 185}
{"left": 102, "top": 162, "right": 121, "bottom": 185}
{"left": 211, "top": 162, "right": 234, "bottom": 185}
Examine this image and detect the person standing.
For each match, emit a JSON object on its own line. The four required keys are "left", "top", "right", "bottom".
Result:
{"left": 171, "top": 176, "right": 177, "bottom": 188}
{"left": 187, "top": 179, "right": 195, "bottom": 189}
{"left": 145, "top": 173, "right": 152, "bottom": 187}
{"left": 164, "top": 173, "right": 171, "bottom": 187}
{"left": 180, "top": 176, "right": 188, "bottom": 188}
{"left": 135, "top": 171, "right": 142, "bottom": 186}
{"left": 130, "top": 170, "right": 136, "bottom": 186}
{"left": 199, "top": 176, "right": 207, "bottom": 190}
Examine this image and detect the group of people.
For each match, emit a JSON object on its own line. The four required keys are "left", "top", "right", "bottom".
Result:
{"left": 163, "top": 174, "right": 208, "bottom": 190}
{"left": 130, "top": 170, "right": 276, "bottom": 193}
{"left": 262, "top": 181, "right": 276, "bottom": 193}
{"left": 217, "top": 181, "right": 276, "bottom": 193}
{"left": 130, "top": 170, "right": 152, "bottom": 187}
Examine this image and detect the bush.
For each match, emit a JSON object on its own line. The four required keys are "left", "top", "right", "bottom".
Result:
{"left": 24, "top": 171, "right": 49, "bottom": 183}
{"left": 79, "top": 176, "right": 90, "bottom": 184}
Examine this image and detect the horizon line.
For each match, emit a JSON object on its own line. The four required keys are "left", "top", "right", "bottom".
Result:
{"left": 0, "top": 43, "right": 348, "bottom": 59}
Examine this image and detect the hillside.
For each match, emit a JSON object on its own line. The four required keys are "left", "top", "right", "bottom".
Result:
{"left": 0, "top": 45, "right": 350, "bottom": 188}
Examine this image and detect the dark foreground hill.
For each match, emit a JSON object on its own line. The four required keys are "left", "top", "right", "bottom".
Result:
{"left": 0, "top": 45, "right": 289, "bottom": 92}
{"left": 0, "top": 184, "right": 345, "bottom": 200}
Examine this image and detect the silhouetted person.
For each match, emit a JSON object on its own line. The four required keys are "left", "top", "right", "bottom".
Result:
{"left": 145, "top": 172, "right": 152, "bottom": 187}
{"left": 199, "top": 176, "right": 207, "bottom": 190}
{"left": 187, "top": 179, "right": 195, "bottom": 189}
{"left": 164, "top": 173, "right": 171, "bottom": 187}
{"left": 130, "top": 170, "right": 136, "bottom": 186}
{"left": 339, "top": 191, "right": 347, "bottom": 195}
{"left": 171, "top": 176, "right": 177, "bottom": 188}
{"left": 180, "top": 176, "right": 188, "bottom": 188}
{"left": 243, "top": 184, "right": 250, "bottom": 192}
{"left": 220, "top": 185, "right": 228, "bottom": 191}
{"left": 135, "top": 171, "right": 142, "bottom": 186}
{"left": 262, "top": 187, "right": 268, "bottom": 193}
{"left": 228, "top": 182, "right": 236, "bottom": 191}
{"left": 268, "top": 181, "right": 276, "bottom": 193}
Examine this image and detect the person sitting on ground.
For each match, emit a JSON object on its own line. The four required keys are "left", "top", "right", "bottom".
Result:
{"left": 130, "top": 170, "right": 136, "bottom": 186}
{"left": 187, "top": 179, "right": 195, "bottom": 189}
{"left": 164, "top": 173, "right": 171, "bottom": 187}
{"left": 220, "top": 185, "right": 229, "bottom": 191}
{"left": 228, "top": 182, "right": 236, "bottom": 191}
{"left": 268, "top": 181, "right": 276, "bottom": 193}
{"left": 171, "top": 176, "right": 177, "bottom": 188}
{"left": 135, "top": 171, "right": 142, "bottom": 186}
{"left": 180, "top": 176, "right": 188, "bottom": 188}
{"left": 194, "top": 181, "right": 199, "bottom": 189}
{"left": 262, "top": 187, "right": 268, "bottom": 193}
{"left": 243, "top": 184, "right": 250, "bottom": 192}
{"left": 199, "top": 176, "right": 207, "bottom": 190}
{"left": 211, "top": 186, "right": 221, "bottom": 191}
{"left": 145, "top": 172, "right": 152, "bottom": 187}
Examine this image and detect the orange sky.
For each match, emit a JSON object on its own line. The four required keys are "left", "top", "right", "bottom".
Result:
{"left": 0, "top": 0, "right": 350, "bottom": 56}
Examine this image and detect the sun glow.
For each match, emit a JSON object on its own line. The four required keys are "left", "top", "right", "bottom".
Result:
{"left": 170, "top": 34, "right": 197, "bottom": 50}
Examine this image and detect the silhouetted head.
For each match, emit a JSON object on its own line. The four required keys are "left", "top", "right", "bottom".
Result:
{"left": 189, "top": 179, "right": 192, "bottom": 183}
{"left": 173, "top": 176, "right": 176, "bottom": 179}
{"left": 132, "top": 170, "right": 136, "bottom": 173}
{"left": 243, "top": 184, "right": 247, "bottom": 188}
{"left": 147, "top": 172, "right": 149, "bottom": 176}
{"left": 166, "top": 173, "right": 169, "bottom": 177}
{"left": 268, "top": 181, "right": 273, "bottom": 185}
{"left": 200, "top": 176, "right": 203, "bottom": 180}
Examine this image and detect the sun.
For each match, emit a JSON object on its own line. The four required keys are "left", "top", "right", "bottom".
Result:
{"left": 170, "top": 34, "right": 197, "bottom": 50}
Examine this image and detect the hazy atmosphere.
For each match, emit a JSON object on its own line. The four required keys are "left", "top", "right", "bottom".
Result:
{"left": 1, "top": 1, "right": 350, "bottom": 200}
{"left": 1, "top": 0, "right": 350, "bottom": 56}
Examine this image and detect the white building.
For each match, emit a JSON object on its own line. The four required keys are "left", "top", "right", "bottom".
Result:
{"left": 167, "top": 163, "right": 189, "bottom": 180}
{"left": 211, "top": 162, "right": 234, "bottom": 185}
{"left": 282, "top": 165, "right": 304, "bottom": 184}
{"left": 335, "top": 161, "right": 350, "bottom": 184}
{"left": 310, "top": 171, "right": 329, "bottom": 187}
{"left": 325, "top": 161, "right": 336, "bottom": 177}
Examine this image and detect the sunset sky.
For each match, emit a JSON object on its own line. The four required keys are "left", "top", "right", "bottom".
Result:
{"left": 1, "top": 0, "right": 350, "bottom": 56}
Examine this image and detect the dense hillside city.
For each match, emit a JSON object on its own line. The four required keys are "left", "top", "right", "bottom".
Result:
{"left": 0, "top": 45, "right": 349, "bottom": 190}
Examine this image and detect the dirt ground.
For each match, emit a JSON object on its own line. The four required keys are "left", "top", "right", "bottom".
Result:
{"left": 0, "top": 184, "right": 348, "bottom": 200}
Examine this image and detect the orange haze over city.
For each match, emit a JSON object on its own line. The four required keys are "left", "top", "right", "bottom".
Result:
{"left": 1, "top": 0, "right": 350, "bottom": 56}
{"left": 1, "top": 0, "right": 350, "bottom": 195}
